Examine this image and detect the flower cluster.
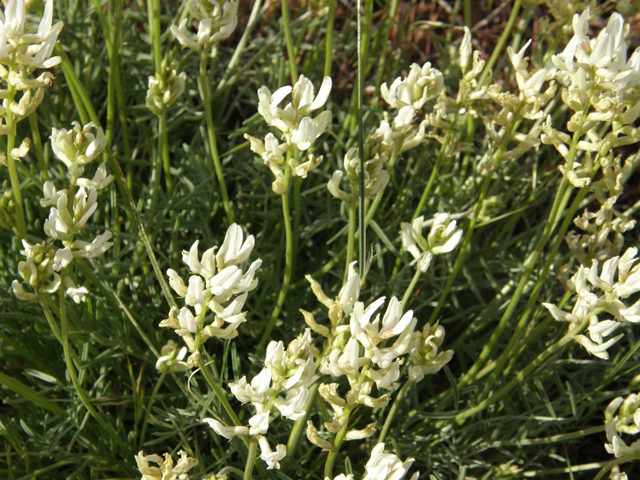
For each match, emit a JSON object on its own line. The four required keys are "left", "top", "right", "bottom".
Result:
{"left": 12, "top": 122, "right": 112, "bottom": 304}
{"left": 0, "top": 0, "right": 62, "bottom": 132}
{"left": 146, "top": 61, "right": 186, "bottom": 116}
{"left": 328, "top": 146, "right": 389, "bottom": 204}
{"left": 604, "top": 393, "right": 640, "bottom": 459}
{"left": 245, "top": 75, "right": 332, "bottom": 194}
{"left": 408, "top": 322, "right": 454, "bottom": 383}
{"left": 328, "top": 61, "right": 442, "bottom": 205}
{"left": 401, "top": 213, "right": 463, "bottom": 272}
{"left": 303, "top": 266, "right": 453, "bottom": 449}
{"left": 170, "top": 0, "right": 238, "bottom": 51}
{"left": 161, "top": 224, "right": 261, "bottom": 365}
{"left": 135, "top": 450, "right": 198, "bottom": 480}
{"left": 543, "top": 247, "right": 640, "bottom": 359}
{"left": 543, "top": 9, "right": 640, "bottom": 188}
{"left": 331, "top": 444, "right": 420, "bottom": 480}
{"left": 204, "top": 329, "right": 316, "bottom": 469}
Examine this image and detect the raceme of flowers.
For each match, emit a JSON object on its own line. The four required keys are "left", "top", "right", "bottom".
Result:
{"left": 245, "top": 74, "right": 331, "bottom": 194}
{"left": 302, "top": 264, "right": 453, "bottom": 451}
{"left": 543, "top": 247, "right": 640, "bottom": 360}
{"left": 12, "top": 122, "right": 112, "bottom": 304}
{"left": 0, "top": 0, "right": 63, "bottom": 132}
{"left": 170, "top": 0, "right": 238, "bottom": 51}
{"left": 401, "top": 213, "right": 464, "bottom": 273}
{"left": 330, "top": 443, "right": 420, "bottom": 480}
{"left": 135, "top": 450, "right": 198, "bottom": 480}
{"left": 204, "top": 329, "right": 316, "bottom": 469}
{"left": 604, "top": 393, "right": 640, "bottom": 463}
{"left": 160, "top": 224, "right": 261, "bottom": 370}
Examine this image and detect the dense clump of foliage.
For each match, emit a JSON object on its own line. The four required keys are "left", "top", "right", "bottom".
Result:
{"left": 1, "top": 0, "right": 640, "bottom": 478}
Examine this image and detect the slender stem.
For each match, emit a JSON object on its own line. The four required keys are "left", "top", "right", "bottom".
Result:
{"left": 477, "top": 0, "right": 522, "bottom": 87}
{"left": 454, "top": 315, "right": 590, "bottom": 424}
{"left": 145, "top": 114, "right": 164, "bottom": 233}
{"left": 217, "top": 0, "right": 263, "bottom": 91}
{"left": 345, "top": 202, "right": 357, "bottom": 278}
{"left": 323, "top": 0, "right": 336, "bottom": 77}
{"left": 324, "top": 405, "right": 354, "bottom": 480}
{"left": 257, "top": 164, "right": 293, "bottom": 353}
{"left": 356, "top": 0, "right": 365, "bottom": 277}
{"left": 200, "top": 50, "right": 234, "bottom": 224}
{"left": 378, "top": 379, "right": 411, "bottom": 443}
{"left": 37, "top": 295, "right": 63, "bottom": 345}
{"left": 400, "top": 268, "right": 422, "bottom": 310}
{"left": 138, "top": 372, "right": 166, "bottom": 451}
{"left": 243, "top": 436, "right": 258, "bottom": 480}
{"left": 150, "top": 0, "right": 162, "bottom": 72}
{"left": 197, "top": 353, "right": 243, "bottom": 428}
{"left": 5, "top": 77, "right": 26, "bottom": 239}
{"left": 281, "top": 0, "right": 298, "bottom": 83}
{"left": 28, "top": 114, "right": 48, "bottom": 181}
{"left": 53, "top": 275, "right": 127, "bottom": 450}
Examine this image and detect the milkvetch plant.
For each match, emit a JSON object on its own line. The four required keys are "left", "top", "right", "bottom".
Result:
{"left": 3, "top": 2, "right": 640, "bottom": 480}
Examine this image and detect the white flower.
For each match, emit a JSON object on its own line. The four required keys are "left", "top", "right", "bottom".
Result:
{"left": 75, "top": 163, "right": 113, "bottom": 190}
{"left": 134, "top": 450, "right": 198, "bottom": 480}
{"left": 0, "top": 0, "right": 63, "bottom": 70}
{"left": 146, "top": 67, "right": 186, "bottom": 115}
{"left": 381, "top": 62, "right": 443, "bottom": 109}
{"left": 203, "top": 418, "right": 249, "bottom": 440}
{"left": 249, "top": 411, "right": 270, "bottom": 436}
{"left": 52, "top": 247, "right": 73, "bottom": 272}
{"left": 51, "top": 122, "right": 106, "bottom": 170}
{"left": 216, "top": 223, "right": 255, "bottom": 268}
{"left": 256, "top": 75, "right": 332, "bottom": 147}
{"left": 170, "top": 0, "right": 238, "bottom": 51}
{"left": 258, "top": 436, "right": 286, "bottom": 470}
{"left": 363, "top": 444, "right": 419, "bottom": 480}
{"left": 401, "top": 213, "right": 462, "bottom": 272}
{"left": 274, "top": 386, "right": 309, "bottom": 420}
{"left": 71, "top": 231, "right": 113, "bottom": 259}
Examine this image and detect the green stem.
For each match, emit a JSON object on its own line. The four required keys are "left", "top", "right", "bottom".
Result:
{"left": 5, "top": 79, "right": 26, "bottom": 240}
{"left": 281, "top": 0, "right": 298, "bottom": 83}
{"left": 138, "top": 372, "right": 166, "bottom": 451}
{"left": 378, "top": 379, "right": 411, "bottom": 443}
{"left": 324, "top": 405, "right": 354, "bottom": 480}
{"left": 28, "top": 114, "right": 48, "bottom": 181}
{"left": 457, "top": 182, "right": 573, "bottom": 388}
{"left": 400, "top": 268, "right": 422, "bottom": 310}
{"left": 257, "top": 164, "right": 293, "bottom": 353}
{"left": 52, "top": 276, "right": 128, "bottom": 451}
{"left": 477, "top": 0, "right": 522, "bottom": 87}
{"left": 200, "top": 50, "right": 234, "bottom": 224}
{"left": 150, "top": 0, "right": 162, "bottom": 72}
{"left": 345, "top": 202, "right": 357, "bottom": 278}
{"left": 197, "top": 352, "right": 244, "bottom": 430}
{"left": 323, "top": 0, "right": 336, "bottom": 77}
{"left": 454, "top": 315, "right": 590, "bottom": 424}
{"left": 243, "top": 436, "right": 258, "bottom": 480}
{"left": 356, "top": 0, "right": 366, "bottom": 277}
